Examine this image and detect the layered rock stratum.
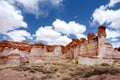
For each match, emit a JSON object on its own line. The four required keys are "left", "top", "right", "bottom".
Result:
{"left": 0, "top": 25, "right": 120, "bottom": 65}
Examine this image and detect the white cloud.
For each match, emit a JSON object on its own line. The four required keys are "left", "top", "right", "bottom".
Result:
{"left": 92, "top": 5, "right": 120, "bottom": 29}
{"left": 76, "top": 34, "right": 86, "bottom": 39}
{"left": 0, "top": 0, "right": 63, "bottom": 42}
{"left": 6, "top": 30, "right": 32, "bottom": 42}
{"left": 7, "top": 0, "right": 63, "bottom": 17}
{"left": 53, "top": 19, "right": 86, "bottom": 38}
{"left": 0, "top": 0, "right": 27, "bottom": 34}
{"left": 35, "top": 26, "right": 61, "bottom": 40}
{"left": 35, "top": 26, "right": 71, "bottom": 45}
{"left": 106, "top": 29, "right": 120, "bottom": 39}
{"left": 44, "top": 35, "right": 72, "bottom": 46}
{"left": 49, "top": 0, "right": 63, "bottom": 5}
{"left": 52, "top": 36, "right": 72, "bottom": 45}
{"left": 7, "top": 0, "right": 40, "bottom": 17}
{"left": 35, "top": 19, "right": 86, "bottom": 45}
{"left": 108, "top": 0, "right": 120, "bottom": 7}
{"left": 111, "top": 38, "right": 118, "bottom": 41}
{"left": 111, "top": 42, "right": 120, "bottom": 48}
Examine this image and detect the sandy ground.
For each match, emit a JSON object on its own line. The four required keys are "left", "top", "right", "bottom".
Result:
{"left": 0, "top": 63, "right": 120, "bottom": 80}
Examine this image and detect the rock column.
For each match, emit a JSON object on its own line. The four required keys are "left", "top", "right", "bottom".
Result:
{"left": 98, "top": 25, "right": 107, "bottom": 58}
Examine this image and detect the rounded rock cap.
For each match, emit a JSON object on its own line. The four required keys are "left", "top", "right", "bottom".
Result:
{"left": 98, "top": 25, "right": 106, "bottom": 30}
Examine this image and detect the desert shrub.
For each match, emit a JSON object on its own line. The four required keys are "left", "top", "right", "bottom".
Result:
{"left": 100, "top": 63, "right": 110, "bottom": 66}
{"left": 0, "top": 65, "right": 19, "bottom": 71}
{"left": 83, "top": 66, "right": 120, "bottom": 78}
{"left": 22, "top": 66, "right": 31, "bottom": 71}
{"left": 62, "top": 77, "right": 72, "bottom": 80}
{"left": 83, "top": 71, "right": 94, "bottom": 78}
{"left": 30, "top": 76, "right": 40, "bottom": 80}
{"left": 93, "top": 68, "right": 109, "bottom": 75}
{"left": 41, "top": 74, "right": 52, "bottom": 80}
{"left": 108, "top": 66, "right": 119, "bottom": 75}
{"left": 29, "top": 64, "right": 58, "bottom": 74}
{"left": 83, "top": 67, "right": 108, "bottom": 77}
{"left": 29, "top": 68, "right": 36, "bottom": 73}
{"left": 69, "top": 69, "right": 84, "bottom": 78}
{"left": 12, "top": 67, "right": 23, "bottom": 71}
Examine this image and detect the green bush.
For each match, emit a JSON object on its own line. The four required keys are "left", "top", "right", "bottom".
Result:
{"left": 109, "top": 67, "right": 119, "bottom": 75}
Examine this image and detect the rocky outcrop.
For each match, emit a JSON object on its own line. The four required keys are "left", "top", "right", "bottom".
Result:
{"left": 0, "top": 48, "right": 29, "bottom": 65}
{"left": 88, "top": 33, "right": 97, "bottom": 41}
{"left": 0, "top": 40, "right": 32, "bottom": 53}
{"left": 97, "top": 25, "right": 117, "bottom": 58}
{"left": 77, "top": 25, "right": 120, "bottom": 65}
{"left": 115, "top": 47, "right": 120, "bottom": 52}
{"left": 98, "top": 25, "right": 106, "bottom": 37}
{"left": 46, "top": 45, "right": 55, "bottom": 52}
{"left": 0, "top": 25, "right": 120, "bottom": 65}
{"left": 29, "top": 42, "right": 64, "bottom": 64}
{"left": 64, "top": 39, "right": 80, "bottom": 59}
{"left": 29, "top": 42, "right": 47, "bottom": 63}
{"left": 64, "top": 33, "right": 98, "bottom": 59}
{"left": 0, "top": 56, "right": 7, "bottom": 65}
{"left": 79, "top": 37, "right": 98, "bottom": 57}
{"left": 63, "top": 25, "right": 120, "bottom": 65}
{"left": 0, "top": 41, "right": 30, "bottom": 65}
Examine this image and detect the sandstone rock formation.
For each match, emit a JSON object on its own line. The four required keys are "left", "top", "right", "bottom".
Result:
{"left": 29, "top": 42, "right": 64, "bottom": 64}
{"left": 115, "top": 47, "right": 120, "bottom": 52}
{"left": 98, "top": 25, "right": 106, "bottom": 37}
{"left": 0, "top": 41, "right": 30, "bottom": 65}
{"left": 64, "top": 39, "right": 80, "bottom": 59}
{"left": 0, "top": 25, "right": 120, "bottom": 65}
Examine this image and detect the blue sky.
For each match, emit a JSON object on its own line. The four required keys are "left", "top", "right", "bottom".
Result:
{"left": 0, "top": 0, "right": 120, "bottom": 47}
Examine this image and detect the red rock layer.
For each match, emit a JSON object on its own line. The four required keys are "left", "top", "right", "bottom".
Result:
{"left": 0, "top": 40, "right": 32, "bottom": 53}
{"left": 98, "top": 25, "right": 106, "bottom": 37}
{"left": 114, "top": 47, "right": 120, "bottom": 52}
{"left": 46, "top": 45, "right": 55, "bottom": 52}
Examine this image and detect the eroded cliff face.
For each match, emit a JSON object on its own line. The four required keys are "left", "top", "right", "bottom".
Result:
{"left": 0, "top": 40, "right": 32, "bottom": 53}
{"left": 0, "top": 25, "right": 120, "bottom": 65}
{"left": 29, "top": 43, "right": 47, "bottom": 64}
{"left": 97, "top": 25, "right": 119, "bottom": 58}
{"left": 29, "top": 42, "right": 64, "bottom": 64}
{"left": 78, "top": 25, "right": 120, "bottom": 65}
{"left": 0, "top": 48, "right": 29, "bottom": 65}
{"left": 64, "top": 39, "right": 80, "bottom": 59}
{"left": 79, "top": 36, "right": 98, "bottom": 57}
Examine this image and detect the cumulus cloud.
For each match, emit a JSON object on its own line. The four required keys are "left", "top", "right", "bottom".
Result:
{"left": 0, "top": 0, "right": 27, "bottom": 34}
{"left": 35, "top": 26, "right": 61, "bottom": 40}
{"left": 35, "top": 26, "right": 71, "bottom": 45}
{"left": 92, "top": 0, "right": 120, "bottom": 29}
{"left": 53, "top": 19, "right": 86, "bottom": 38}
{"left": 7, "top": 0, "right": 63, "bottom": 17}
{"left": 111, "top": 38, "right": 119, "bottom": 41}
{"left": 0, "top": 0, "right": 63, "bottom": 42}
{"left": 34, "top": 19, "right": 86, "bottom": 45}
{"left": 6, "top": 30, "right": 32, "bottom": 42}
{"left": 92, "top": 5, "right": 120, "bottom": 29}
{"left": 108, "top": 0, "right": 120, "bottom": 7}
{"left": 111, "top": 42, "right": 120, "bottom": 48}
{"left": 53, "top": 36, "right": 72, "bottom": 45}
{"left": 0, "top": 0, "right": 65, "bottom": 43}
{"left": 106, "top": 29, "right": 120, "bottom": 39}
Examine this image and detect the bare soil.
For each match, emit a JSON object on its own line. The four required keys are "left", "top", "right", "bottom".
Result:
{"left": 0, "top": 63, "right": 120, "bottom": 80}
